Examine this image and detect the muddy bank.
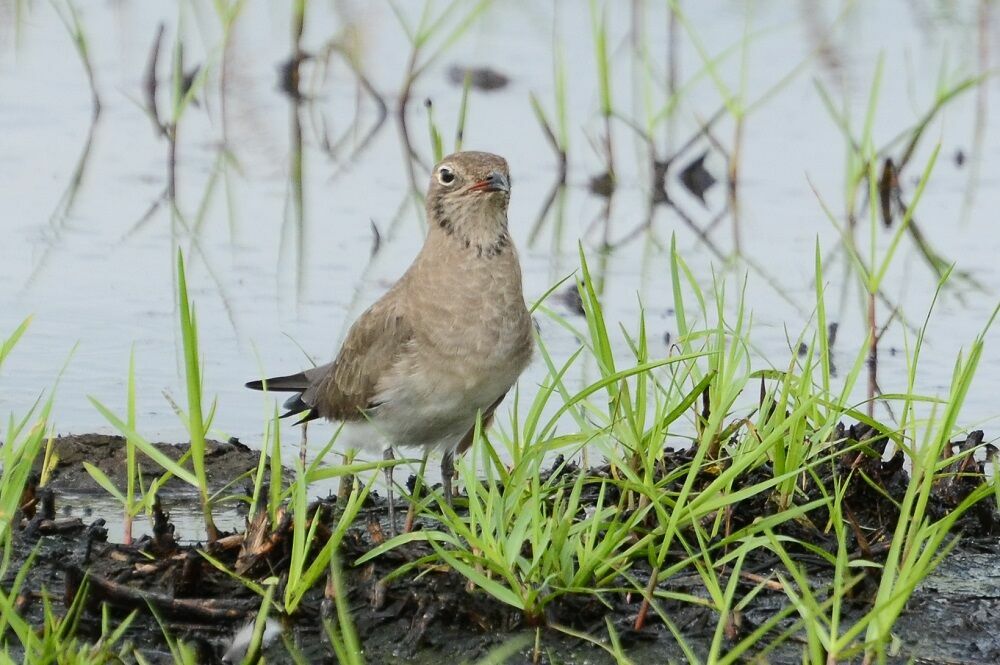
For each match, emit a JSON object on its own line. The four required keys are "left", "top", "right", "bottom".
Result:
{"left": 9, "top": 515, "right": 1000, "bottom": 664}
{"left": 6, "top": 430, "right": 1000, "bottom": 663}
{"left": 35, "top": 433, "right": 262, "bottom": 494}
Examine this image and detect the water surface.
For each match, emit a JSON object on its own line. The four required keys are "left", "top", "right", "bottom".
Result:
{"left": 2, "top": 1, "right": 999, "bottom": 463}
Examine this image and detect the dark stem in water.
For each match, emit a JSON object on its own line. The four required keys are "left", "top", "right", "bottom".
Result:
{"left": 729, "top": 118, "right": 743, "bottom": 255}
{"left": 167, "top": 123, "right": 178, "bottom": 203}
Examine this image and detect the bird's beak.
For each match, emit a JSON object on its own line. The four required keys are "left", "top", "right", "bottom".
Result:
{"left": 469, "top": 171, "right": 510, "bottom": 193}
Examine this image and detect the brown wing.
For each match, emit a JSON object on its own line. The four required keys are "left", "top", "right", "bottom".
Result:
{"left": 304, "top": 297, "right": 413, "bottom": 421}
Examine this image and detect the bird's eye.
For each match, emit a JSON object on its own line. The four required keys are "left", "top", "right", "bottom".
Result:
{"left": 437, "top": 166, "right": 456, "bottom": 185}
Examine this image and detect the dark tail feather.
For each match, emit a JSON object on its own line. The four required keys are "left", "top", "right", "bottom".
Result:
{"left": 279, "top": 394, "right": 320, "bottom": 425}
{"left": 245, "top": 371, "right": 309, "bottom": 392}
{"left": 282, "top": 393, "right": 306, "bottom": 411}
{"left": 293, "top": 410, "right": 320, "bottom": 425}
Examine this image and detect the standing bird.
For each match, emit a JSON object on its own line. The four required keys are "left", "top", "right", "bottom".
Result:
{"left": 246, "top": 151, "right": 534, "bottom": 531}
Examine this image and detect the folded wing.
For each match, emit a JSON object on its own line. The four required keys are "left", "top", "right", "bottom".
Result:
{"left": 245, "top": 298, "right": 413, "bottom": 425}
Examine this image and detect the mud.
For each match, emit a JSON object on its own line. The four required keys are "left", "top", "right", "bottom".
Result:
{"left": 36, "top": 433, "right": 262, "bottom": 494}
{"left": 5, "top": 429, "right": 1000, "bottom": 663}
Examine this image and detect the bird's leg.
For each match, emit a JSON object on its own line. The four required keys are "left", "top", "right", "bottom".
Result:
{"left": 403, "top": 449, "right": 431, "bottom": 533}
{"left": 383, "top": 447, "right": 397, "bottom": 537}
{"left": 441, "top": 450, "right": 455, "bottom": 507}
{"left": 299, "top": 422, "right": 309, "bottom": 468}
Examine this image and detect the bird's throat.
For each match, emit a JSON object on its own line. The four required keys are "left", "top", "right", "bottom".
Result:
{"left": 431, "top": 201, "right": 510, "bottom": 258}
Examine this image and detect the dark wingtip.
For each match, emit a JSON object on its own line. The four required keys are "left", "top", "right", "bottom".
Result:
{"left": 247, "top": 376, "right": 317, "bottom": 426}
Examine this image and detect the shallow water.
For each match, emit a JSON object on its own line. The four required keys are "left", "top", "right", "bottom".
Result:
{"left": 2, "top": 0, "right": 999, "bottom": 467}
{"left": 56, "top": 491, "right": 245, "bottom": 545}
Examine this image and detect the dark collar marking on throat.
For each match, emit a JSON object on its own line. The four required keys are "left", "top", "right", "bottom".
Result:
{"left": 433, "top": 200, "right": 455, "bottom": 236}
{"left": 479, "top": 230, "right": 510, "bottom": 258}
{"left": 431, "top": 197, "right": 510, "bottom": 259}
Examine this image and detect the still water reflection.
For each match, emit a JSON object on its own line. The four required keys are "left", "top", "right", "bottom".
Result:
{"left": 1, "top": 1, "right": 999, "bottom": 464}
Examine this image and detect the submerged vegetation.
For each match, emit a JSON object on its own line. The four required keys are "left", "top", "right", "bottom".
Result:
{"left": 3, "top": 0, "right": 1000, "bottom": 663}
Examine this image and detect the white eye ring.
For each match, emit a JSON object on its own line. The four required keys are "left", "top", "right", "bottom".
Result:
{"left": 437, "top": 166, "right": 456, "bottom": 185}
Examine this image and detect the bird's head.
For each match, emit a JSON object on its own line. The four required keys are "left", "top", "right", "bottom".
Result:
{"left": 426, "top": 152, "right": 511, "bottom": 235}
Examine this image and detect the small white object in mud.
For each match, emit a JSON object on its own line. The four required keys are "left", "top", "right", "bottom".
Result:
{"left": 221, "top": 617, "right": 282, "bottom": 664}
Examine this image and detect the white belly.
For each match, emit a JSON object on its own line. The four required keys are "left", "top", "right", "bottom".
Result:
{"left": 360, "top": 356, "right": 520, "bottom": 451}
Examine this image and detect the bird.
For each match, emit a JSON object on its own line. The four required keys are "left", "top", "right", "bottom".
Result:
{"left": 246, "top": 151, "right": 534, "bottom": 532}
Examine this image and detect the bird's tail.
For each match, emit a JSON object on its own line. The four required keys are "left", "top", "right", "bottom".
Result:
{"left": 280, "top": 394, "right": 319, "bottom": 424}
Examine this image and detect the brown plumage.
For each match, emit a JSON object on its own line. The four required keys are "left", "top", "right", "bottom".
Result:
{"left": 247, "top": 151, "right": 534, "bottom": 516}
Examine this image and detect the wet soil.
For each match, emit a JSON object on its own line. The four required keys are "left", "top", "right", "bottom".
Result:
{"left": 36, "top": 434, "right": 262, "bottom": 495}
{"left": 6, "top": 427, "right": 1000, "bottom": 663}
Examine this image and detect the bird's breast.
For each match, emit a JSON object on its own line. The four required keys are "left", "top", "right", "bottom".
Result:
{"left": 392, "top": 248, "right": 531, "bottom": 390}
{"left": 364, "top": 234, "right": 534, "bottom": 449}
{"left": 409, "top": 242, "right": 530, "bottom": 349}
